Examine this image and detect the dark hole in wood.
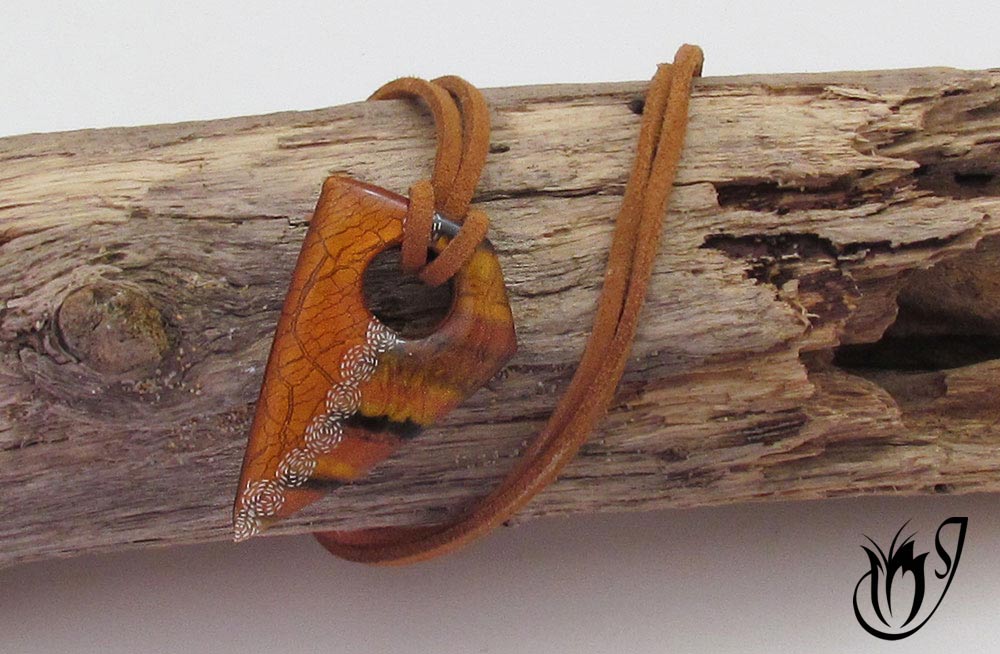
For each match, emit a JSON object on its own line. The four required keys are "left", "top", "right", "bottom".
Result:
{"left": 713, "top": 177, "right": 893, "bottom": 213}
{"left": 954, "top": 171, "right": 996, "bottom": 187}
{"left": 362, "top": 247, "right": 454, "bottom": 339}
{"left": 912, "top": 155, "right": 1000, "bottom": 199}
{"left": 833, "top": 236, "right": 1000, "bottom": 372}
{"left": 834, "top": 334, "right": 1000, "bottom": 371}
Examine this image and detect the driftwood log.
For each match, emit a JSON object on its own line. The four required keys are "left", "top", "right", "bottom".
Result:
{"left": 2, "top": 67, "right": 999, "bottom": 568}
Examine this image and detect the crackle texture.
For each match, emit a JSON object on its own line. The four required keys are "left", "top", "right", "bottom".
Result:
{"left": 1, "top": 67, "right": 1000, "bottom": 568}
{"left": 233, "top": 177, "right": 516, "bottom": 543}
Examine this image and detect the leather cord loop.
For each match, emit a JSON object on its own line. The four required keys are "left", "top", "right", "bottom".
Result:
{"left": 369, "top": 75, "right": 492, "bottom": 286}
{"left": 419, "top": 207, "right": 490, "bottom": 287}
{"left": 401, "top": 179, "right": 436, "bottom": 273}
{"left": 318, "top": 44, "right": 705, "bottom": 564}
{"left": 431, "top": 75, "right": 492, "bottom": 219}
{"left": 369, "top": 77, "right": 462, "bottom": 200}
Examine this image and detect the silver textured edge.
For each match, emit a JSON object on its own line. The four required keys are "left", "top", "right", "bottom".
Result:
{"left": 234, "top": 318, "right": 400, "bottom": 542}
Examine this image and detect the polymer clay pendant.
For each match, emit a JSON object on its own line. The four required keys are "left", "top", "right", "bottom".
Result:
{"left": 233, "top": 176, "right": 517, "bottom": 541}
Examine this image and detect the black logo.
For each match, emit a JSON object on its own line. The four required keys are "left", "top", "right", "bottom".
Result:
{"left": 853, "top": 517, "right": 967, "bottom": 640}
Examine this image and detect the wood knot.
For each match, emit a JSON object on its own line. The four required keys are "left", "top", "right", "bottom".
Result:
{"left": 56, "top": 283, "right": 171, "bottom": 375}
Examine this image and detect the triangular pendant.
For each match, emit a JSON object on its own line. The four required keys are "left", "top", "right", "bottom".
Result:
{"left": 233, "top": 176, "right": 516, "bottom": 541}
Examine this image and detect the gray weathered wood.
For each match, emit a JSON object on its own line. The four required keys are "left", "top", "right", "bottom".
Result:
{"left": 2, "top": 67, "right": 999, "bottom": 568}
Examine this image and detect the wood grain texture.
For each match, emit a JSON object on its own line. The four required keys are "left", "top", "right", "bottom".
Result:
{"left": 2, "top": 67, "right": 999, "bottom": 568}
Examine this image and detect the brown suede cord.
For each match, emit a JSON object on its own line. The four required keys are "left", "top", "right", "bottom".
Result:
{"left": 316, "top": 44, "right": 705, "bottom": 564}
{"left": 369, "top": 74, "right": 493, "bottom": 286}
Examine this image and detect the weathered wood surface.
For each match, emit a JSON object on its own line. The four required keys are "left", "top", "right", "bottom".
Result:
{"left": 2, "top": 67, "right": 999, "bottom": 568}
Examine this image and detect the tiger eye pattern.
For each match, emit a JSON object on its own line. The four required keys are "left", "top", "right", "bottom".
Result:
{"left": 233, "top": 176, "right": 517, "bottom": 541}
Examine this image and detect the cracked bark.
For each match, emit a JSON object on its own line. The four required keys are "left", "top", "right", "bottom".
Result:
{"left": 2, "top": 67, "right": 1000, "bottom": 568}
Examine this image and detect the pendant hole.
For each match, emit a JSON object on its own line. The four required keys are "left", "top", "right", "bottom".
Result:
{"left": 362, "top": 247, "right": 454, "bottom": 339}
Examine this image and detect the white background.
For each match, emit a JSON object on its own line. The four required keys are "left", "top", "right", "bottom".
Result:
{"left": 2, "top": 2, "right": 999, "bottom": 652}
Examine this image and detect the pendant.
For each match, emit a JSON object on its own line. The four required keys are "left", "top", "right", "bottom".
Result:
{"left": 233, "top": 176, "right": 517, "bottom": 541}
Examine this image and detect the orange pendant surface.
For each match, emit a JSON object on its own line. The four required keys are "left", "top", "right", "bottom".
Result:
{"left": 233, "top": 177, "right": 517, "bottom": 541}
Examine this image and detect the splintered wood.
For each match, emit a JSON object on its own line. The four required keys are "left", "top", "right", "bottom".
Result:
{"left": 1, "top": 67, "right": 998, "bottom": 567}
